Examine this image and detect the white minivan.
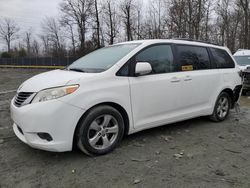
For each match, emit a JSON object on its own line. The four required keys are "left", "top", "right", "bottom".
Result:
{"left": 11, "top": 39, "right": 242, "bottom": 155}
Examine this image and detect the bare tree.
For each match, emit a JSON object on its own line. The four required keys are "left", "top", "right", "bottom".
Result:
{"left": 41, "top": 17, "right": 65, "bottom": 56}
{"left": 103, "top": 0, "right": 119, "bottom": 44}
{"left": 216, "top": 0, "right": 231, "bottom": 45}
{"left": 24, "top": 29, "right": 32, "bottom": 56}
{"left": 31, "top": 40, "right": 40, "bottom": 57}
{"left": 40, "top": 35, "right": 50, "bottom": 56}
{"left": 60, "top": 0, "right": 93, "bottom": 50}
{"left": 168, "top": 0, "right": 210, "bottom": 40}
{"left": 135, "top": 6, "right": 141, "bottom": 39}
{"left": 0, "top": 0, "right": 247, "bottom": 57}
{"left": 147, "top": 0, "right": 166, "bottom": 39}
{"left": 168, "top": 0, "right": 187, "bottom": 38}
{"left": 0, "top": 18, "right": 20, "bottom": 52}
{"left": 121, "top": 0, "right": 135, "bottom": 41}
{"left": 94, "top": 0, "right": 101, "bottom": 48}
{"left": 238, "top": 0, "right": 250, "bottom": 48}
{"left": 203, "top": 0, "right": 211, "bottom": 41}
{"left": 60, "top": 16, "right": 77, "bottom": 55}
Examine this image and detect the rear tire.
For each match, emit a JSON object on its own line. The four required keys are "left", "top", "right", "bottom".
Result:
{"left": 76, "top": 105, "right": 124, "bottom": 156}
{"left": 210, "top": 92, "right": 231, "bottom": 122}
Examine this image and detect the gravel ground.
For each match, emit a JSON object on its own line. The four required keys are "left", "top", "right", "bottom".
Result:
{"left": 0, "top": 68, "right": 250, "bottom": 188}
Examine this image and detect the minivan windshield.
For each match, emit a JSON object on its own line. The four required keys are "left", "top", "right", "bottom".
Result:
{"left": 234, "top": 56, "right": 250, "bottom": 66}
{"left": 67, "top": 44, "right": 140, "bottom": 73}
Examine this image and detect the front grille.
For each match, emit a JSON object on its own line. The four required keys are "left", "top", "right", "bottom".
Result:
{"left": 14, "top": 92, "right": 34, "bottom": 107}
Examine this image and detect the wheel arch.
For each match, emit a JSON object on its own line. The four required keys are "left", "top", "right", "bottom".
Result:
{"left": 220, "top": 88, "right": 234, "bottom": 108}
{"left": 72, "top": 102, "right": 130, "bottom": 149}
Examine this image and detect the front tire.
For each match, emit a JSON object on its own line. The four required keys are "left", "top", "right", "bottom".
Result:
{"left": 210, "top": 92, "right": 231, "bottom": 122}
{"left": 76, "top": 105, "right": 124, "bottom": 156}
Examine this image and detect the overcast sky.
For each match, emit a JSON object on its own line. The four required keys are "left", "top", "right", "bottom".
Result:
{"left": 0, "top": 0, "right": 62, "bottom": 50}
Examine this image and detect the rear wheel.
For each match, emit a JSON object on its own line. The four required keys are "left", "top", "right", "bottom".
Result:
{"left": 76, "top": 105, "right": 124, "bottom": 156}
{"left": 210, "top": 92, "right": 231, "bottom": 122}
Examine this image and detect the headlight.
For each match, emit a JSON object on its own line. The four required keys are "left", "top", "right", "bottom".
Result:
{"left": 32, "top": 85, "right": 79, "bottom": 103}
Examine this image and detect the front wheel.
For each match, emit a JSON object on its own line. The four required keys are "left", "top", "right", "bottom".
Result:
{"left": 76, "top": 105, "right": 124, "bottom": 156}
{"left": 210, "top": 92, "right": 231, "bottom": 122}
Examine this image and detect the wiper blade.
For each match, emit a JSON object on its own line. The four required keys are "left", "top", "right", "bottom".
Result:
{"left": 67, "top": 68, "right": 85, "bottom": 73}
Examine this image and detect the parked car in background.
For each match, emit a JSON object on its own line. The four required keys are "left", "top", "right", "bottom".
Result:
{"left": 234, "top": 49, "right": 250, "bottom": 94}
{"left": 11, "top": 39, "right": 242, "bottom": 156}
{"left": 234, "top": 49, "right": 250, "bottom": 70}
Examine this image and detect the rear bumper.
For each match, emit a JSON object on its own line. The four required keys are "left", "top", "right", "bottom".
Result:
{"left": 11, "top": 99, "right": 85, "bottom": 152}
{"left": 233, "top": 85, "right": 243, "bottom": 103}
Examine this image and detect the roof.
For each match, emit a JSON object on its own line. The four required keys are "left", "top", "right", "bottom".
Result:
{"left": 118, "top": 39, "right": 226, "bottom": 50}
{"left": 234, "top": 49, "right": 250, "bottom": 56}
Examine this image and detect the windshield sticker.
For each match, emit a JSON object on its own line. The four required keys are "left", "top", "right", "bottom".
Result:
{"left": 182, "top": 65, "right": 193, "bottom": 71}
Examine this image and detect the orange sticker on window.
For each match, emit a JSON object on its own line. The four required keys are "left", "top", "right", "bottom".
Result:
{"left": 182, "top": 65, "right": 193, "bottom": 71}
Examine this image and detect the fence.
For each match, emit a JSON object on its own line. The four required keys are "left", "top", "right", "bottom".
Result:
{"left": 0, "top": 57, "right": 78, "bottom": 68}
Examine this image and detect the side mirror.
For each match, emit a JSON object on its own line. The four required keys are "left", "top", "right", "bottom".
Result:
{"left": 135, "top": 62, "right": 152, "bottom": 76}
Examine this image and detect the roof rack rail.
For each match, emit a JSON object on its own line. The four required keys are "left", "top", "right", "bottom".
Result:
{"left": 172, "top": 38, "right": 220, "bottom": 46}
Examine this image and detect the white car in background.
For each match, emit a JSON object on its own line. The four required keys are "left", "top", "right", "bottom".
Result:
{"left": 234, "top": 49, "right": 250, "bottom": 93}
{"left": 11, "top": 39, "right": 242, "bottom": 155}
{"left": 234, "top": 49, "right": 250, "bottom": 70}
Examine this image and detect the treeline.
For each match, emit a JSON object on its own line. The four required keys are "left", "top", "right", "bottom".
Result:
{"left": 0, "top": 0, "right": 250, "bottom": 58}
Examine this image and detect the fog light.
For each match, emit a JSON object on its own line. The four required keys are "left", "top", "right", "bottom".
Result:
{"left": 37, "top": 133, "right": 53, "bottom": 142}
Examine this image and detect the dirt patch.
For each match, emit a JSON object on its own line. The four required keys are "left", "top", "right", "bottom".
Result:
{"left": 241, "top": 96, "right": 250, "bottom": 107}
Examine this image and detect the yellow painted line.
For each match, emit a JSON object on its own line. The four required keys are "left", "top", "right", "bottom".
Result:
{"left": 0, "top": 65, "right": 65, "bottom": 69}
{"left": 0, "top": 90, "right": 16, "bottom": 95}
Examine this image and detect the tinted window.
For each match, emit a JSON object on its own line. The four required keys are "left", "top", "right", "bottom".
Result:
{"left": 210, "top": 48, "right": 235, "bottom": 68}
{"left": 176, "top": 45, "right": 210, "bottom": 71}
{"left": 135, "top": 45, "right": 174, "bottom": 74}
{"left": 117, "top": 63, "right": 129, "bottom": 76}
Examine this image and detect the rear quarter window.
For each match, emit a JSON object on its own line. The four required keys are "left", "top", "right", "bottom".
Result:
{"left": 210, "top": 48, "right": 235, "bottom": 68}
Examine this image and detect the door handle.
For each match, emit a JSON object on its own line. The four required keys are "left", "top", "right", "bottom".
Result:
{"left": 170, "top": 77, "right": 181, "bottom": 83}
{"left": 184, "top": 76, "right": 192, "bottom": 81}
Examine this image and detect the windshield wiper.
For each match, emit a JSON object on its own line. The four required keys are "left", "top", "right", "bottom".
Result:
{"left": 67, "top": 68, "right": 86, "bottom": 73}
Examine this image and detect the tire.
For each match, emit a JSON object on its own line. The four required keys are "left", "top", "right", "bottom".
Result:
{"left": 76, "top": 105, "right": 124, "bottom": 156}
{"left": 210, "top": 92, "right": 231, "bottom": 122}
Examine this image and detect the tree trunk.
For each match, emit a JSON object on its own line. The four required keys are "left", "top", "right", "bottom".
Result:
{"left": 108, "top": 2, "right": 114, "bottom": 44}
{"left": 94, "top": 0, "right": 101, "bottom": 48}
{"left": 195, "top": 0, "right": 202, "bottom": 39}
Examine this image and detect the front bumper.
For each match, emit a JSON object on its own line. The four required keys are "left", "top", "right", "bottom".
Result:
{"left": 243, "top": 84, "right": 250, "bottom": 90}
{"left": 11, "top": 98, "right": 85, "bottom": 152}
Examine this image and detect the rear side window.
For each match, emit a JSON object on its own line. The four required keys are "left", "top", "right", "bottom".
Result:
{"left": 135, "top": 45, "right": 175, "bottom": 74}
{"left": 176, "top": 45, "right": 210, "bottom": 71}
{"left": 210, "top": 48, "right": 235, "bottom": 68}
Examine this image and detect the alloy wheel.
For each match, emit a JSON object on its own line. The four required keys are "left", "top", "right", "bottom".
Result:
{"left": 87, "top": 114, "right": 119, "bottom": 150}
{"left": 216, "top": 96, "right": 229, "bottom": 119}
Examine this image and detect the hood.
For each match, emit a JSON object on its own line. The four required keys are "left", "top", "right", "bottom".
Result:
{"left": 239, "top": 65, "right": 250, "bottom": 71}
{"left": 18, "top": 69, "right": 96, "bottom": 92}
{"left": 243, "top": 67, "right": 250, "bottom": 73}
